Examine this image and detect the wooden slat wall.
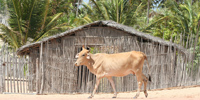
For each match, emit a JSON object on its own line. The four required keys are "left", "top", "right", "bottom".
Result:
{"left": 27, "top": 27, "right": 200, "bottom": 94}
{"left": 32, "top": 35, "right": 199, "bottom": 94}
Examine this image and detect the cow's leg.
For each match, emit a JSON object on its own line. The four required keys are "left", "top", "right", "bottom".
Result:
{"left": 107, "top": 77, "right": 117, "bottom": 98}
{"left": 88, "top": 77, "right": 101, "bottom": 98}
{"left": 142, "top": 74, "right": 148, "bottom": 98}
{"left": 134, "top": 71, "right": 143, "bottom": 99}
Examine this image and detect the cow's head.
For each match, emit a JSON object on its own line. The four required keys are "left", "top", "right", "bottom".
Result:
{"left": 75, "top": 46, "right": 90, "bottom": 66}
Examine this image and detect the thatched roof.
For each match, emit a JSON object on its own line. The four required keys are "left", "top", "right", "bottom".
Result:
{"left": 17, "top": 20, "right": 187, "bottom": 55}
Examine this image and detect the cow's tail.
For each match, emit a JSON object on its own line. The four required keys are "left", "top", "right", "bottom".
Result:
{"left": 143, "top": 53, "right": 151, "bottom": 82}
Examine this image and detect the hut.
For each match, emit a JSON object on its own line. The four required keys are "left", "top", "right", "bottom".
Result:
{"left": 17, "top": 20, "right": 186, "bottom": 94}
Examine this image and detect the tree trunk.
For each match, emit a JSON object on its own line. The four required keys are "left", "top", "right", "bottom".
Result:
{"left": 147, "top": 0, "right": 150, "bottom": 25}
{"left": 76, "top": 0, "right": 80, "bottom": 17}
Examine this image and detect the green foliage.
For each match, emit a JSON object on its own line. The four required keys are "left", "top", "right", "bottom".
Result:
{"left": 142, "top": 0, "right": 200, "bottom": 45}
{"left": 89, "top": 47, "right": 101, "bottom": 54}
{"left": 187, "top": 46, "right": 200, "bottom": 77}
{"left": 79, "top": 0, "right": 147, "bottom": 27}
{"left": 0, "top": 0, "right": 5, "bottom": 13}
{"left": 0, "top": 0, "right": 73, "bottom": 50}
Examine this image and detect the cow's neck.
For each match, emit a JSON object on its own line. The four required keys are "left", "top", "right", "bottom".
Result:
{"left": 85, "top": 53, "right": 97, "bottom": 74}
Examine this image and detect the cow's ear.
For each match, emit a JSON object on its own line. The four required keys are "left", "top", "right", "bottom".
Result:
{"left": 81, "top": 45, "right": 85, "bottom": 51}
{"left": 86, "top": 47, "right": 90, "bottom": 52}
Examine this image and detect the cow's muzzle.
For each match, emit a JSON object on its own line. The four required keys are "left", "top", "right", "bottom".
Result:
{"left": 74, "top": 62, "right": 79, "bottom": 66}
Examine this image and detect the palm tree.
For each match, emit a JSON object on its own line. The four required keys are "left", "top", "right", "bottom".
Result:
{"left": 0, "top": 0, "right": 5, "bottom": 13}
{"left": 147, "top": 0, "right": 151, "bottom": 25}
{"left": 0, "top": 0, "right": 71, "bottom": 50}
{"left": 79, "top": 0, "right": 147, "bottom": 27}
{"left": 142, "top": 0, "right": 200, "bottom": 42}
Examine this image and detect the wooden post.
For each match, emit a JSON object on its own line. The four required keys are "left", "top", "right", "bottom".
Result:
{"left": 9, "top": 57, "right": 12, "bottom": 93}
{"left": 6, "top": 50, "right": 9, "bottom": 93}
{"left": 61, "top": 40, "right": 65, "bottom": 93}
{"left": 13, "top": 51, "right": 16, "bottom": 93}
{"left": 27, "top": 56, "right": 30, "bottom": 93}
{"left": 36, "top": 58, "right": 39, "bottom": 94}
{"left": 29, "top": 57, "right": 33, "bottom": 93}
{"left": 6, "top": 51, "right": 11, "bottom": 92}
{"left": 22, "top": 57, "right": 26, "bottom": 93}
{"left": 2, "top": 47, "right": 6, "bottom": 93}
{"left": 40, "top": 43, "right": 44, "bottom": 94}
{"left": 196, "top": 45, "right": 200, "bottom": 84}
{"left": 15, "top": 53, "right": 19, "bottom": 93}
{"left": 0, "top": 53, "right": 3, "bottom": 93}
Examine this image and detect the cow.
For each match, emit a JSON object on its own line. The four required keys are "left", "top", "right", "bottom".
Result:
{"left": 75, "top": 46, "right": 151, "bottom": 99}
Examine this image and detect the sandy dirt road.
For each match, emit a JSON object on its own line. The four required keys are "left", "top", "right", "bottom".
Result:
{"left": 0, "top": 86, "right": 200, "bottom": 100}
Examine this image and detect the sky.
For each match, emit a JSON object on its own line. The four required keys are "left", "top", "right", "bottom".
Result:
{"left": 83, "top": 0, "right": 89, "bottom": 4}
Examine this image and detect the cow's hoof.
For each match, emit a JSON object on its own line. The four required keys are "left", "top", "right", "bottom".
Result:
{"left": 133, "top": 96, "right": 137, "bottom": 99}
{"left": 145, "top": 93, "right": 148, "bottom": 98}
{"left": 88, "top": 96, "right": 93, "bottom": 99}
{"left": 112, "top": 96, "right": 117, "bottom": 98}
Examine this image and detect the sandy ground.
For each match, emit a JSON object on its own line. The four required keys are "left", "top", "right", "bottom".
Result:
{"left": 0, "top": 86, "right": 200, "bottom": 100}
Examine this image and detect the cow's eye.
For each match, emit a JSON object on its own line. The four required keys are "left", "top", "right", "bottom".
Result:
{"left": 82, "top": 54, "right": 85, "bottom": 56}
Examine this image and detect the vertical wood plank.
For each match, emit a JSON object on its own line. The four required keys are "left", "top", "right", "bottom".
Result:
{"left": 30, "top": 57, "right": 33, "bottom": 93}
{"left": 27, "top": 56, "right": 30, "bottom": 93}
{"left": 2, "top": 47, "right": 6, "bottom": 93}
{"left": 0, "top": 48, "right": 3, "bottom": 93}
{"left": 5, "top": 50, "right": 9, "bottom": 93}
{"left": 51, "top": 45, "right": 54, "bottom": 93}
{"left": 18, "top": 55, "right": 21, "bottom": 93}
{"left": 196, "top": 45, "right": 200, "bottom": 84}
{"left": 36, "top": 58, "right": 39, "bottom": 94}
{"left": 61, "top": 40, "right": 64, "bottom": 93}
{"left": 13, "top": 52, "right": 16, "bottom": 93}
{"left": 16, "top": 54, "right": 20, "bottom": 93}
{"left": 9, "top": 57, "right": 12, "bottom": 93}
{"left": 40, "top": 43, "right": 44, "bottom": 94}
{"left": 22, "top": 57, "right": 26, "bottom": 93}
{"left": 45, "top": 41, "right": 49, "bottom": 94}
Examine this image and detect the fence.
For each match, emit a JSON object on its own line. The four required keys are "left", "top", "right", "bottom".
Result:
{"left": 0, "top": 44, "right": 33, "bottom": 94}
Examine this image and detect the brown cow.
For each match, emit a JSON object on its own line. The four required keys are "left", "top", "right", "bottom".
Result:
{"left": 75, "top": 46, "right": 151, "bottom": 99}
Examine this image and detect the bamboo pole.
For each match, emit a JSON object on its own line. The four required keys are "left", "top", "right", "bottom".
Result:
{"left": 17, "top": 54, "right": 21, "bottom": 93}
{"left": 13, "top": 51, "right": 16, "bottom": 93}
{"left": 30, "top": 57, "right": 33, "bottom": 93}
{"left": 6, "top": 54, "right": 9, "bottom": 93}
{"left": 23, "top": 57, "right": 26, "bottom": 93}
{"left": 40, "top": 43, "right": 44, "bottom": 94}
{"left": 61, "top": 40, "right": 64, "bottom": 93}
{"left": 196, "top": 45, "right": 200, "bottom": 84}
{"left": 51, "top": 45, "right": 54, "bottom": 93}
{"left": 9, "top": 57, "right": 12, "bottom": 93}
{"left": 36, "top": 58, "right": 39, "bottom": 94}
{"left": 2, "top": 46, "right": 6, "bottom": 93}
{"left": 0, "top": 48, "right": 3, "bottom": 93}
{"left": 45, "top": 41, "right": 49, "bottom": 94}
{"left": 4, "top": 52, "right": 8, "bottom": 93}
{"left": 27, "top": 56, "right": 30, "bottom": 93}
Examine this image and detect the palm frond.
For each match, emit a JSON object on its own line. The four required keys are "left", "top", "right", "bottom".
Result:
{"left": 0, "top": 23, "right": 20, "bottom": 49}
